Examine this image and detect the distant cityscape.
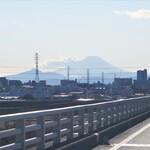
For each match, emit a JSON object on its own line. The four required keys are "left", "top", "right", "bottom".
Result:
{"left": 0, "top": 68, "right": 149, "bottom": 101}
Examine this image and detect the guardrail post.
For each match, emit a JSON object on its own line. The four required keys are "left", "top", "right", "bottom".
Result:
{"left": 110, "top": 106, "right": 114, "bottom": 125}
{"left": 101, "top": 108, "right": 105, "bottom": 128}
{"left": 103, "top": 106, "right": 108, "bottom": 127}
{"left": 78, "top": 109, "right": 84, "bottom": 135}
{"left": 16, "top": 119, "right": 25, "bottom": 150}
{"left": 123, "top": 104, "right": 126, "bottom": 119}
{"left": 97, "top": 107, "right": 101, "bottom": 130}
{"left": 144, "top": 99, "right": 146, "bottom": 111}
{"left": 127, "top": 104, "right": 130, "bottom": 118}
{"left": 88, "top": 108, "right": 94, "bottom": 133}
{"left": 53, "top": 113, "right": 61, "bottom": 144}
{"left": 148, "top": 99, "right": 150, "bottom": 110}
{"left": 107, "top": 106, "right": 112, "bottom": 126}
{"left": 132, "top": 102, "right": 135, "bottom": 116}
{"left": 113, "top": 105, "right": 117, "bottom": 124}
{"left": 134, "top": 102, "right": 138, "bottom": 115}
{"left": 37, "top": 115, "right": 45, "bottom": 150}
{"left": 67, "top": 111, "right": 74, "bottom": 140}
{"left": 118, "top": 105, "right": 122, "bottom": 121}
{"left": 148, "top": 98, "right": 150, "bottom": 109}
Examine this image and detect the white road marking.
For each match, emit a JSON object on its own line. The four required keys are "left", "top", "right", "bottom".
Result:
{"left": 111, "top": 143, "right": 150, "bottom": 147}
{"left": 109, "top": 123, "right": 150, "bottom": 150}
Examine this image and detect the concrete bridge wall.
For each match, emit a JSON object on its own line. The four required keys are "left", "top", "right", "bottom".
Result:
{"left": 0, "top": 96, "right": 150, "bottom": 150}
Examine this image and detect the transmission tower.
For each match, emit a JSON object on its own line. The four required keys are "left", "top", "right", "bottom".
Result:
{"left": 35, "top": 53, "right": 39, "bottom": 83}
{"left": 102, "top": 72, "right": 104, "bottom": 85}
{"left": 67, "top": 66, "right": 70, "bottom": 80}
{"left": 87, "top": 68, "right": 90, "bottom": 85}
{"left": 102, "top": 72, "right": 104, "bottom": 89}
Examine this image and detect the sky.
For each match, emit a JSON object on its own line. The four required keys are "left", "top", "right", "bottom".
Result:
{"left": 0, "top": 0, "right": 150, "bottom": 76}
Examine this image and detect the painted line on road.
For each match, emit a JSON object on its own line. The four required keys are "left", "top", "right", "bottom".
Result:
{"left": 109, "top": 123, "right": 150, "bottom": 150}
{"left": 111, "top": 143, "right": 150, "bottom": 147}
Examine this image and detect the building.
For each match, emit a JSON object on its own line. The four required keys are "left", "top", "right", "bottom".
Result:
{"left": 134, "top": 69, "right": 148, "bottom": 90}
{"left": 60, "top": 79, "right": 78, "bottom": 93}
{"left": 0, "top": 77, "right": 8, "bottom": 87}
{"left": 137, "top": 69, "right": 147, "bottom": 81}
{"left": 9, "top": 80, "right": 22, "bottom": 87}
{"left": 111, "top": 78, "right": 133, "bottom": 97}
{"left": 113, "top": 78, "right": 132, "bottom": 87}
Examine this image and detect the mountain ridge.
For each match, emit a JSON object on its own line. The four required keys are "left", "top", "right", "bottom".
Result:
{"left": 6, "top": 56, "right": 135, "bottom": 85}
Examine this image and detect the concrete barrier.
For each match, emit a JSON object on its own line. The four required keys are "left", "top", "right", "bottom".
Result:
{"left": 0, "top": 96, "right": 150, "bottom": 150}
{"left": 54, "top": 110, "right": 150, "bottom": 150}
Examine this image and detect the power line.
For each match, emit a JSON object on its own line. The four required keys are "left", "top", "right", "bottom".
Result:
{"left": 0, "top": 71, "right": 140, "bottom": 75}
{"left": 0, "top": 65, "right": 150, "bottom": 70}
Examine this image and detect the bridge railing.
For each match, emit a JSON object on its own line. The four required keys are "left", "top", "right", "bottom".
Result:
{"left": 0, "top": 96, "right": 150, "bottom": 150}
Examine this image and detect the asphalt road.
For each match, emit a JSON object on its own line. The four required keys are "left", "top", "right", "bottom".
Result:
{"left": 93, "top": 118, "right": 150, "bottom": 150}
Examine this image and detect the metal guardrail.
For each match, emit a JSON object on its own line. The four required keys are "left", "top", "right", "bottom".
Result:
{"left": 0, "top": 96, "right": 150, "bottom": 150}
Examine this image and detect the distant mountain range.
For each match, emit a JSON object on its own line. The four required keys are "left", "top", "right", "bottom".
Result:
{"left": 7, "top": 56, "right": 136, "bottom": 85}
{"left": 7, "top": 69, "right": 65, "bottom": 85}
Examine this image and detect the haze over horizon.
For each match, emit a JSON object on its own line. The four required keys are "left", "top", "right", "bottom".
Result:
{"left": 0, "top": 0, "right": 150, "bottom": 76}
{"left": 7, "top": 56, "right": 137, "bottom": 85}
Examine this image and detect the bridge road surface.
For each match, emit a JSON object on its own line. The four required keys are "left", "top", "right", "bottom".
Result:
{"left": 92, "top": 118, "right": 150, "bottom": 150}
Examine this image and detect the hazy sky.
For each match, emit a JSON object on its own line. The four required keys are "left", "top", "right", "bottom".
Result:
{"left": 0, "top": 0, "right": 150, "bottom": 75}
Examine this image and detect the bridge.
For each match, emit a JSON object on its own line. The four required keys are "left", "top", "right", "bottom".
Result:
{"left": 93, "top": 117, "right": 150, "bottom": 150}
{"left": 0, "top": 96, "right": 150, "bottom": 150}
